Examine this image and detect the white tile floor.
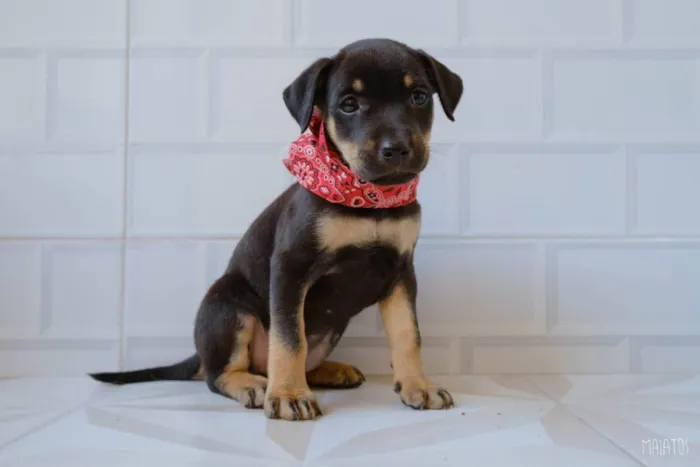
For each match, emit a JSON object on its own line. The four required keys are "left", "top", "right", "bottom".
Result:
{"left": 0, "top": 374, "right": 697, "bottom": 467}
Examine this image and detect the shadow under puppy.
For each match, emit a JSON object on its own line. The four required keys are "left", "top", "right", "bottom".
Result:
{"left": 91, "top": 38, "right": 463, "bottom": 421}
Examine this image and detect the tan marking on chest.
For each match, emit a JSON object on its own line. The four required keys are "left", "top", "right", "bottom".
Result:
{"left": 316, "top": 215, "right": 421, "bottom": 254}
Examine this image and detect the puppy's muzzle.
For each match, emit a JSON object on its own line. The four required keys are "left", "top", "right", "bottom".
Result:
{"left": 378, "top": 138, "right": 412, "bottom": 167}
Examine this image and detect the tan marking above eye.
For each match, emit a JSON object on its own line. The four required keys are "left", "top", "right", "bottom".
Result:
{"left": 352, "top": 79, "right": 364, "bottom": 92}
{"left": 403, "top": 74, "right": 414, "bottom": 88}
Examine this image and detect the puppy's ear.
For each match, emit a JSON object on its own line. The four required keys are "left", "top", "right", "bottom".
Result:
{"left": 416, "top": 50, "right": 463, "bottom": 121}
{"left": 283, "top": 57, "right": 333, "bottom": 132}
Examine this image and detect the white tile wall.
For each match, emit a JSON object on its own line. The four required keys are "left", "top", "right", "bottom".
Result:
{"left": 1, "top": 0, "right": 699, "bottom": 376}
{"left": 0, "top": 53, "right": 45, "bottom": 143}
{"left": 551, "top": 243, "right": 700, "bottom": 335}
{"left": 462, "top": 0, "right": 623, "bottom": 46}
{"left": 413, "top": 241, "right": 542, "bottom": 336}
{"left": 629, "top": 0, "right": 700, "bottom": 46}
{"left": 40, "top": 242, "right": 122, "bottom": 339}
{"left": 633, "top": 149, "right": 700, "bottom": 234}
{"left": 548, "top": 52, "right": 700, "bottom": 142}
{"left": 295, "top": 0, "right": 459, "bottom": 47}
{"left": 431, "top": 53, "right": 542, "bottom": 142}
{"left": 464, "top": 146, "right": 626, "bottom": 235}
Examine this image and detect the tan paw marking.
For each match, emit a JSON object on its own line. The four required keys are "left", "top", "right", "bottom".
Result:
{"left": 264, "top": 388, "right": 322, "bottom": 421}
{"left": 217, "top": 372, "right": 267, "bottom": 409}
{"left": 393, "top": 378, "right": 454, "bottom": 410}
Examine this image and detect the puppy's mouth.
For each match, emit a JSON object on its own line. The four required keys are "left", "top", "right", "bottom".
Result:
{"left": 368, "top": 171, "right": 419, "bottom": 186}
{"left": 330, "top": 141, "right": 428, "bottom": 186}
{"left": 357, "top": 155, "right": 429, "bottom": 186}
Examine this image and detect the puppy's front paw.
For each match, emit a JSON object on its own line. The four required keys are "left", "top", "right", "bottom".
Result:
{"left": 264, "top": 388, "right": 322, "bottom": 421}
{"left": 393, "top": 378, "right": 454, "bottom": 410}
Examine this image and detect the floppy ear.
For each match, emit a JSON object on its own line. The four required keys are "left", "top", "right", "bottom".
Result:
{"left": 282, "top": 57, "right": 333, "bottom": 132}
{"left": 416, "top": 50, "right": 463, "bottom": 121}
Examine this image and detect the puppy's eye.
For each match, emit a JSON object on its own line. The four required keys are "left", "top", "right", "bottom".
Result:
{"left": 339, "top": 96, "right": 359, "bottom": 114}
{"left": 410, "top": 90, "right": 429, "bottom": 106}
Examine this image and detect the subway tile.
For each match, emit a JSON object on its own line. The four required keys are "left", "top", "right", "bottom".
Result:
{"left": 124, "top": 241, "right": 206, "bottom": 338}
{"left": 0, "top": 0, "right": 126, "bottom": 47}
{"left": 0, "top": 243, "right": 41, "bottom": 338}
{"left": 0, "top": 55, "right": 45, "bottom": 144}
{"left": 128, "top": 148, "right": 290, "bottom": 236}
{"left": 551, "top": 243, "right": 700, "bottom": 335}
{"left": 463, "top": 0, "right": 622, "bottom": 46}
{"left": 296, "top": 0, "right": 458, "bottom": 47}
{"left": 129, "top": 52, "right": 206, "bottom": 143}
{"left": 50, "top": 54, "right": 125, "bottom": 144}
{"left": 41, "top": 242, "right": 121, "bottom": 339}
{"left": 210, "top": 56, "right": 312, "bottom": 142}
{"left": 471, "top": 337, "right": 630, "bottom": 374}
{"left": 0, "top": 152, "right": 123, "bottom": 237}
{"left": 465, "top": 148, "right": 625, "bottom": 235}
{"left": 630, "top": 0, "right": 700, "bottom": 45}
{"left": 550, "top": 53, "right": 700, "bottom": 140}
{"left": 634, "top": 151, "right": 700, "bottom": 234}
{"left": 431, "top": 55, "right": 541, "bottom": 142}
{"left": 413, "top": 241, "right": 541, "bottom": 336}
{"left": 130, "top": 0, "right": 290, "bottom": 47}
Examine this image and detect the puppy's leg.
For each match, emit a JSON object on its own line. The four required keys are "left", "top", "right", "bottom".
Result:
{"left": 264, "top": 256, "right": 322, "bottom": 421}
{"left": 195, "top": 273, "right": 267, "bottom": 409}
{"left": 379, "top": 264, "right": 454, "bottom": 410}
{"left": 306, "top": 360, "right": 365, "bottom": 389}
{"left": 212, "top": 313, "right": 268, "bottom": 408}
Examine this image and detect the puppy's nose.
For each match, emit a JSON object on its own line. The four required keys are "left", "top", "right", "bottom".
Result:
{"left": 379, "top": 141, "right": 411, "bottom": 161}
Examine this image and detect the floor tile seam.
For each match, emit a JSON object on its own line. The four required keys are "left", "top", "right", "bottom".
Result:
{"left": 0, "top": 403, "right": 84, "bottom": 451}
{"left": 525, "top": 375, "right": 565, "bottom": 403}
{"left": 555, "top": 402, "right": 647, "bottom": 467}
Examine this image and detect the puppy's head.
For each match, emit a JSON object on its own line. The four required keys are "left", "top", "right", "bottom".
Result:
{"left": 283, "top": 38, "right": 463, "bottom": 185}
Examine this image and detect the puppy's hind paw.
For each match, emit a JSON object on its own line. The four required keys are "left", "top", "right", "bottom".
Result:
{"left": 306, "top": 360, "right": 365, "bottom": 389}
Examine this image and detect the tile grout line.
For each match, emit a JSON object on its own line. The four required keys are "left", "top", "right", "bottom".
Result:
{"left": 288, "top": 0, "right": 296, "bottom": 46}
{"left": 526, "top": 375, "right": 560, "bottom": 403}
{"left": 527, "top": 374, "right": 645, "bottom": 466}
{"left": 561, "top": 405, "right": 647, "bottom": 466}
{"left": 0, "top": 403, "right": 85, "bottom": 451}
{"left": 544, "top": 244, "right": 558, "bottom": 334}
{"left": 621, "top": 0, "right": 636, "bottom": 45}
{"left": 527, "top": 377, "right": 646, "bottom": 466}
{"left": 118, "top": 0, "right": 133, "bottom": 370}
{"left": 624, "top": 144, "right": 638, "bottom": 235}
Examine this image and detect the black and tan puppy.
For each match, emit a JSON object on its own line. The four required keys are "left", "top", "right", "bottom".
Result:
{"left": 91, "top": 38, "right": 463, "bottom": 421}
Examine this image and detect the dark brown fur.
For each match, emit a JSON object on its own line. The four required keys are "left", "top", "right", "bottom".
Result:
{"left": 90, "top": 38, "right": 463, "bottom": 421}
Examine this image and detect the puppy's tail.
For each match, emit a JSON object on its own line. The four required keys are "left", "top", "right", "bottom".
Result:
{"left": 89, "top": 354, "right": 201, "bottom": 385}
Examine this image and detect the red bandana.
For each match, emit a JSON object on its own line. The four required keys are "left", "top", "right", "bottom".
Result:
{"left": 283, "top": 110, "right": 419, "bottom": 208}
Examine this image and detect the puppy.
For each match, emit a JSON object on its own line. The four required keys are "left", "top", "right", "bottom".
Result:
{"left": 91, "top": 38, "right": 463, "bottom": 421}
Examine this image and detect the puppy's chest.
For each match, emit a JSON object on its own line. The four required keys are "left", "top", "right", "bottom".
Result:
{"left": 304, "top": 214, "right": 421, "bottom": 322}
{"left": 305, "top": 245, "right": 404, "bottom": 322}
{"left": 315, "top": 214, "right": 421, "bottom": 255}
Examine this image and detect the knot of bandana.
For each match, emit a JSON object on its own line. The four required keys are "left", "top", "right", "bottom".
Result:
{"left": 283, "top": 110, "right": 419, "bottom": 208}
